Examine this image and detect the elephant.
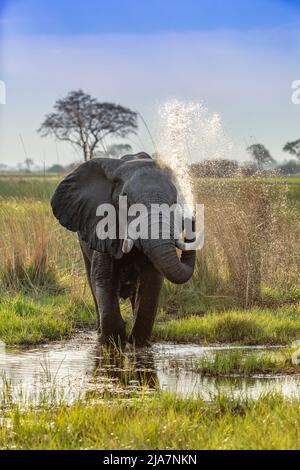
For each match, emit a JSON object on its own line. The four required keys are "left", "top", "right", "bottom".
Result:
{"left": 51, "top": 152, "right": 198, "bottom": 347}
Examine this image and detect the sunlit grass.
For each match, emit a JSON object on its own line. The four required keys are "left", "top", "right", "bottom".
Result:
{"left": 189, "top": 349, "right": 300, "bottom": 376}
{"left": 0, "top": 293, "right": 95, "bottom": 344}
{"left": 0, "top": 175, "right": 59, "bottom": 199}
{"left": 0, "top": 199, "right": 81, "bottom": 292}
{"left": 1, "top": 293, "right": 300, "bottom": 346}
{"left": 262, "top": 285, "right": 300, "bottom": 305}
{"left": 1, "top": 392, "right": 300, "bottom": 449}
{"left": 154, "top": 305, "right": 300, "bottom": 345}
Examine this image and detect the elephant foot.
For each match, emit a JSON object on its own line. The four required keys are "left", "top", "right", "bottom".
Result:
{"left": 128, "top": 333, "right": 152, "bottom": 348}
{"left": 98, "top": 332, "right": 127, "bottom": 349}
{"left": 98, "top": 335, "right": 126, "bottom": 349}
{"left": 98, "top": 319, "right": 127, "bottom": 348}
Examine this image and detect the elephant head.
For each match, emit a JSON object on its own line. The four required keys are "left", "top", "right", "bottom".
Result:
{"left": 51, "top": 153, "right": 198, "bottom": 284}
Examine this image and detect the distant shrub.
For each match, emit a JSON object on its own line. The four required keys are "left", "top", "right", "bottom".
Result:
{"left": 47, "top": 164, "right": 66, "bottom": 174}
{"left": 190, "top": 159, "right": 240, "bottom": 178}
{"left": 277, "top": 160, "right": 300, "bottom": 175}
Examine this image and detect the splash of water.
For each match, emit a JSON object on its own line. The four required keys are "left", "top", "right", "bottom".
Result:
{"left": 157, "top": 100, "right": 195, "bottom": 209}
{"left": 156, "top": 99, "right": 244, "bottom": 208}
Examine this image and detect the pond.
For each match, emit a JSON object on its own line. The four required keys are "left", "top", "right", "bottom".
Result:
{"left": 1, "top": 332, "right": 300, "bottom": 405}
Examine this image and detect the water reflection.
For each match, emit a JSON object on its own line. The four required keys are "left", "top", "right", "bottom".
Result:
{"left": 1, "top": 333, "right": 300, "bottom": 404}
{"left": 92, "top": 342, "right": 159, "bottom": 391}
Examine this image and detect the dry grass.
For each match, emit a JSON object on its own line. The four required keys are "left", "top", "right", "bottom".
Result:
{"left": 193, "top": 177, "right": 299, "bottom": 307}
{"left": 0, "top": 200, "right": 83, "bottom": 293}
{"left": 0, "top": 177, "right": 299, "bottom": 312}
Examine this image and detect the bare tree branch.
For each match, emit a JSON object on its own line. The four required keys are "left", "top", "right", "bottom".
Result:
{"left": 38, "top": 89, "right": 138, "bottom": 162}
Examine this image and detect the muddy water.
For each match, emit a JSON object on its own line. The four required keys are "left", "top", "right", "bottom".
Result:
{"left": 1, "top": 332, "right": 300, "bottom": 404}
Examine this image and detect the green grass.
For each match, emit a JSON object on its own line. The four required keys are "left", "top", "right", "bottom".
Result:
{"left": 0, "top": 293, "right": 95, "bottom": 344}
{"left": 154, "top": 305, "right": 300, "bottom": 345}
{"left": 262, "top": 285, "right": 300, "bottom": 305}
{"left": 281, "top": 177, "right": 300, "bottom": 203}
{"left": 190, "top": 349, "right": 300, "bottom": 376}
{"left": 0, "top": 175, "right": 59, "bottom": 199}
{"left": 0, "top": 199, "right": 81, "bottom": 292}
{"left": 1, "top": 294, "right": 300, "bottom": 346}
{"left": 1, "top": 392, "right": 300, "bottom": 449}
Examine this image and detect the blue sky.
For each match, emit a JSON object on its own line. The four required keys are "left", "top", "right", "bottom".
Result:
{"left": 2, "top": 0, "right": 300, "bottom": 34}
{"left": 1, "top": 0, "right": 300, "bottom": 166}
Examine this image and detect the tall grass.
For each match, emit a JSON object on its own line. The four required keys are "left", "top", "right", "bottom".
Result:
{"left": 193, "top": 177, "right": 300, "bottom": 307}
{"left": 0, "top": 176, "right": 59, "bottom": 200}
{"left": 0, "top": 176, "right": 299, "bottom": 312}
{"left": 0, "top": 200, "right": 83, "bottom": 293}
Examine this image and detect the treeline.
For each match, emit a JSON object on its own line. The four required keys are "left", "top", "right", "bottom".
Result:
{"left": 46, "top": 158, "right": 300, "bottom": 178}
{"left": 190, "top": 159, "right": 300, "bottom": 178}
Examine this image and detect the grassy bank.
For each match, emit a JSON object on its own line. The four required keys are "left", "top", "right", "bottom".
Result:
{"left": 1, "top": 292, "right": 300, "bottom": 346}
{"left": 1, "top": 393, "right": 300, "bottom": 449}
{"left": 0, "top": 294, "right": 94, "bottom": 344}
{"left": 154, "top": 304, "right": 300, "bottom": 345}
{"left": 187, "top": 349, "right": 300, "bottom": 376}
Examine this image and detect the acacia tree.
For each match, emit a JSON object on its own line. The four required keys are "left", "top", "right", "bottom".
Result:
{"left": 247, "top": 144, "right": 275, "bottom": 169}
{"left": 38, "top": 90, "right": 137, "bottom": 161}
{"left": 283, "top": 139, "right": 300, "bottom": 161}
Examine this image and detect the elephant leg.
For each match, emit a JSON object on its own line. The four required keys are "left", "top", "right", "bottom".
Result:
{"left": 79, "top": 241, "right": 100, "bottom": 330}
{"left": 91, "top": 252, "right": 126, "bottom": 344}
{"left": 129, "top": 263, "right": 163, "bottom": 347}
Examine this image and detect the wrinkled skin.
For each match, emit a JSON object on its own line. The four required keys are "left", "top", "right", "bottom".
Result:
{"left": 51, "top": 153, "right": 196, "bottom": 347}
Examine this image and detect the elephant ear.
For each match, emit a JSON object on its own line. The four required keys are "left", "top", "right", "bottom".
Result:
{"left": 51, "top": 158, "right": 123, "bottom": 254}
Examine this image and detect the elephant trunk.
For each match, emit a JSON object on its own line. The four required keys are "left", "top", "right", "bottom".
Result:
{"left": 141, "top": 211, "right": 196, "bottom": 284}
{"left": 146, "top": 241, "right": 196, "bottom": 284}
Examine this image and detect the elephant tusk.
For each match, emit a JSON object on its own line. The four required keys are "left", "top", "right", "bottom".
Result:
{"left": 122, "top": 237, "right": 134, "bottom": 254}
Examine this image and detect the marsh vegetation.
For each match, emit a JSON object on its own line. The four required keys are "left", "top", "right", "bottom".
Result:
{"left": 0, "top": 173, "right": 300, "bottom": 449}
{"left": 2, "top": 392, "right": 300, "bottom": 449}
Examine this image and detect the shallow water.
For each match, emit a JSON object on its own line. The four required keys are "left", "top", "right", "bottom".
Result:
{"left": 0, "top": 333, "right": 300, "bottom": 404}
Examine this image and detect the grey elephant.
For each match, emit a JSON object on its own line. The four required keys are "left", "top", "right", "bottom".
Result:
{"left": 51, "top": 152, "right": 197, "bottom": 347}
